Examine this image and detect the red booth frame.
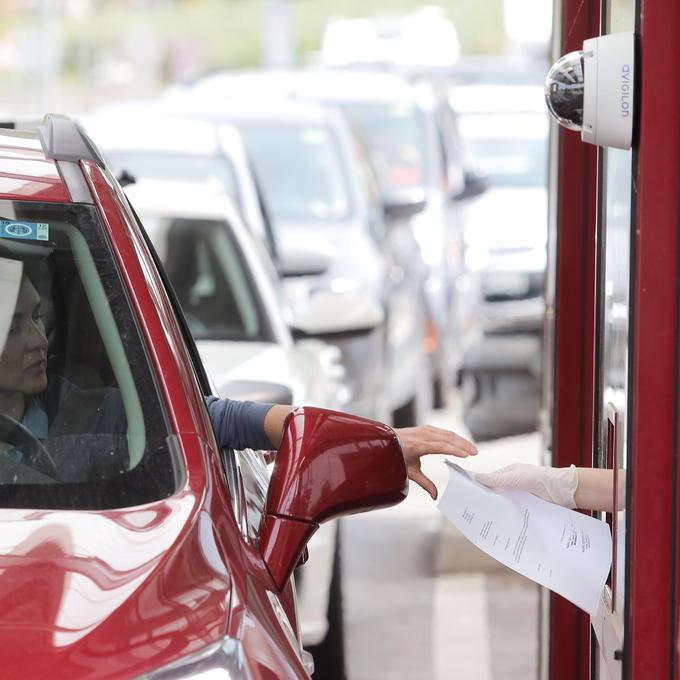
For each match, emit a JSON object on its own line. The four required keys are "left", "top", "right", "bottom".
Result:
{"left": 545, "top": 0, "right": 680, "bottom": 677}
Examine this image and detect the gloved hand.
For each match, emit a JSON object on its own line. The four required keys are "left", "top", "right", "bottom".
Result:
{"left": 475, "top": 463, "right": 579, "bottom": 509}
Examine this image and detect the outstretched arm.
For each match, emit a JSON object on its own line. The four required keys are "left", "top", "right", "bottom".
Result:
{"left": 392, "top": 425, "right": 477, "bottom": 500}
{"left": 476, "top": 463, "right": 625, "bottom": 512}
{"left": 265, "top": 406, "right": 478, "bottom": 500}
{"left": 264, "top": 404, "right": 296, "bottom": 448}
{"left": 575, "top": 467, "right": 625, "bottom": 512}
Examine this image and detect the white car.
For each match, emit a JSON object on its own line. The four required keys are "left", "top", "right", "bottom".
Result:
{"left": 165, "top": 81, "right": 448, "bottom": 426}
{"left": 320, "top": 7, "right": 460, "bottom": 69}
{"left": 80, "top": 113, "right": 275, "bottom": 248}
{"left": 123, "top": 179, "right": 378, "bottom": 677}
{"left": 81, "top": 107, "right": 402, "bottom": 427}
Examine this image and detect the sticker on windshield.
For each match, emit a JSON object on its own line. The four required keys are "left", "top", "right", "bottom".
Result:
{"left": 0, "top": 221, "right": 49, "bottom": 241}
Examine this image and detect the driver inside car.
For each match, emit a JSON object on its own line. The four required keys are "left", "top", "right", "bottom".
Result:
{"left": 0, "top": 269, "right": 127, "bottom": 481}
{"left": 1, "top": 265, "right": 479, "bottom": 496}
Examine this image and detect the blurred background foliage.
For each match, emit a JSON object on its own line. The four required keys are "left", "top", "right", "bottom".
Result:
{"left": 58, "top": 0, "right": 506, "bottom": 73}
{"left": 0, "top": 0, "right": 508, "bottom": 116}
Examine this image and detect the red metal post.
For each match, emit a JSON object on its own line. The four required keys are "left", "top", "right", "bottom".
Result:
{"left": 628, "top": 0, "right": 680, "bottom": 675}
{"left": 546, "top": 1, "right": 599, "bottom": 678}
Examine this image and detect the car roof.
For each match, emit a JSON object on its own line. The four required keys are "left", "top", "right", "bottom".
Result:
{"left": 164, "top": 92, "right": 340, "bottom": 126}
{"left": 296, "top": 69, "right": 437, "bottom": 106}
{"left": 79, "top": 113, "right": 246, "bottom": 156}
{"left": 126, "top": 177, "right": 291, "bottom": 344}
{"left": 320, "top": 8, "right": 460, "bottom": 69}
{"left": 0, "top": 123, "right": 86, "bottom": 202}
{"left": 124, "top": 178, "right": 243, "bottom": 223}
{"left": 459, "top": 110, "right": 549, "bottom": 139}
{"left": 450, "top": 84, "right": 547, "bottom": 115}
{"left": 449, "top": 54, "right": 549, "bottom": 86}
{"left": 186, "top": 68, "right": 433, "bottom": 108}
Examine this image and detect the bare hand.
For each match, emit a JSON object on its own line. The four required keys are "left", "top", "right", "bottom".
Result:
{"left": 394, "top": 425, "right": 477, "bottom": 500}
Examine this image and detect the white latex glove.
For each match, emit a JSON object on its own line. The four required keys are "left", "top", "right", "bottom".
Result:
{"left": 475, "top": 463, "right": 579, "bottom": 509}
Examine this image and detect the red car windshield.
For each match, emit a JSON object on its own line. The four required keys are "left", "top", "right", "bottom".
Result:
{"left": 0, "top": 200, "right": 181, "bottom": 510}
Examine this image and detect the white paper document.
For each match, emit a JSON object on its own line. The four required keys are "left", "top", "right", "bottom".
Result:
{"left": 438, "top": 461, "right": 612, "bottom": 615}
{"left": 0, "top": 257, "right": 22, "bottom": 356}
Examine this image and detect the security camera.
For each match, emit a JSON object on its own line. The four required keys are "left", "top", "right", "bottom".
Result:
{"left": 545, "top": 32, "right": 635, "bottom": 149}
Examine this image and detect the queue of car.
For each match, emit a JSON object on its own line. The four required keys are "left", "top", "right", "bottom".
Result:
{"left": 0, "top": 43, "right": 549, "bottom": 676}
{"left": 450, "top": 76, "right": 549, "bottom": 441}
{"left": 122, "top": 178, "right": 354, "bottom": 675}
{"left": 79, "top": 102, "right": 400, "bottom": 677}
{"left": 0, "top": 114, "right": 422, "bottom": 678}
{"left": 172, "top": 68, "right": 467, "bottom": 411}
{"left": 67, "top": 59, "right": 548, "bottom": 675}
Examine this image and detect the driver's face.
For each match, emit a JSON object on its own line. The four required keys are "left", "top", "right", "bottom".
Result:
{"left": 0, "top": 276, "right": 48, "bottom": 396}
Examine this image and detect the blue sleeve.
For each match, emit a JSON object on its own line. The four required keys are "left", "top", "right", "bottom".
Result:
{"left": 205, "top": 397, "right": 274, "bottom": 451}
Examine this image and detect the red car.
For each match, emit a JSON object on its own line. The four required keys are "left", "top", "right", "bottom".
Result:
{"left": 0, "top": 115, "right": 408, "bottom": 678}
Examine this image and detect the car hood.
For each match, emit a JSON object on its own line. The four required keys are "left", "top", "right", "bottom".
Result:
{"left": 463, "top": 186, "right": 547, "bottom": 251}
{"left": 0, "top": 487, "right": 233, "bottom": 677}
{"left": 276, "top": 219, "right": 384, "bottom": 294}
{"left": 198, "top": 340, "right": 307, "bottom": 402}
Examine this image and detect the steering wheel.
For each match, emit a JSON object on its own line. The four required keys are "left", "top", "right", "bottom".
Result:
{"left": 0, "top": 414, "right": 59, "bottom": 479}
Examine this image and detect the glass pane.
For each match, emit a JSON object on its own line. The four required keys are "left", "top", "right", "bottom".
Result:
{"left": 599, "top": 0, "right": 635, "bottom": 626}
{"left": 238, "top": 124, "right": 353, "bottom": 224}
{"left": 341, "top": 102, "right": 429, "bottom": 193}
{"left": 598, "top": 147, "right": 632, "bottom": 619}
{"left": 143, "top": 216, "right": 269, "bottom": 342}
{"left": 458, "top": 112, "right": 549, "bottom": 187}
{"left": 0, "top": 201, "right": 180, "bottom": 509}
{"left": 106, "top": 151, "right": 242, "bottom": 211}
{"left": 607, "top": 0, "right": 636, "bottom": 32}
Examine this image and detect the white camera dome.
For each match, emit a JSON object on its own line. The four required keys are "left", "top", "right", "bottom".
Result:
{"left": 544, "top": 50, "right": 585, "bottom": 131}
{"left": 544, "top": 33, "right": 634, "bottom": 149}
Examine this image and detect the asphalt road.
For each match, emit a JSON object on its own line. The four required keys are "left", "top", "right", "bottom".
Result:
{"left": 342, "top": 399, "right": 541, "bottom": 680}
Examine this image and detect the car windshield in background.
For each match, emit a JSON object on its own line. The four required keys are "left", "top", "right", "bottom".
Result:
{"left": 341, "top": 102, "right": 428, "bottom": 193}
{"left": 458, "top": 113, "right": 549, "bottom": 187}
{"left": 105, "top": 151, "right": 242, "bottom": 210}
{"left": 0, "top": 200, "right": 180, "bottom": 510}
{"left": 237, "top": 123, "right": 352, "bottom": 224}
{"left": 143, "top": 216, "right": 269, "bottom": 343}
{"left": 450, "top": 85, "right": 547, "bottom": 115}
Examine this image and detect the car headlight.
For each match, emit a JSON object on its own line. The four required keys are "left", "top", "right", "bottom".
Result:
{"left": 136, "top": 638, "right": 252, "bottom": 679}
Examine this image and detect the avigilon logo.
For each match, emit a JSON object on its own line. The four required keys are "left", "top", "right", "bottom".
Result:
{"left": 4, "top": 223, "right": 32, "bottom": 237}
{"left": 620, "top": 64, "right": 631, "bottom": 117}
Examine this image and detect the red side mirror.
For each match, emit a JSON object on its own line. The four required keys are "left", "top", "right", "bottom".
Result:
{"left": 260, "top": 407, "right": 408, "bottom": 590}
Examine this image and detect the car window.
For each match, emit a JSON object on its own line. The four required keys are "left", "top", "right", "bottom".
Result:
{"left": 248, "top": 233, "right": 296, "bottom": 328}
{"left": 105, "top": 151, "right": 242, "bottom": 211}
{"left": 341, "top": 102, "right": 429, "bottom": 194}
{"left": 350, "top": 134, "right": 387, "bottom": 240}
{"left": 238, "top": 123, "right": 353, "bottom": 224}
{"left": 0, "top": 200, "right": 181, "bottom": 510}
{"left": 459, "top": 113, "right": 549, "bottom": 187}
{"left": 142, "top": 216, "right": 274, "bottom": 343}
